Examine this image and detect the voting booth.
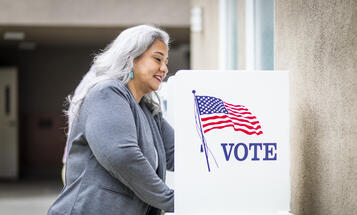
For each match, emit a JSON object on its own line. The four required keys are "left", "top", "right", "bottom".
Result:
{"left": 167, "top": 70, "right": 291, "bottom": 215}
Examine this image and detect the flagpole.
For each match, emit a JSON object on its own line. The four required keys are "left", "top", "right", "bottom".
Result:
{"left": 192, "top": 90, "right": 211, "bottom": 172}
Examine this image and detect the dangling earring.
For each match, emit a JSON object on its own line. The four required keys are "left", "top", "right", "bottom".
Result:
{"left": 130, "top": 71, "right": 134, "bottom": 79}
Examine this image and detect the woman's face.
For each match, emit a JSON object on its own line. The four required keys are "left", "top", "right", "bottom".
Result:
{"left": 132, "top": 39, "right": 168, "bottom": 95}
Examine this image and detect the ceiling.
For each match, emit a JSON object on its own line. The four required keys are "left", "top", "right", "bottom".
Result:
{"left": 0, "top": 25, "right": 190, "bottom": 49}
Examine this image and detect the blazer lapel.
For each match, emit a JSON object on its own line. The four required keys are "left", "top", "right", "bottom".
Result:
{"left": 141, "top": 105, "right": 166, "bottom": 181}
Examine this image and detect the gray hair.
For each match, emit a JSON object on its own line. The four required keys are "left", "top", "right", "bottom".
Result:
{"left": 65, "top": 25, "right": 170, "bottom": 133}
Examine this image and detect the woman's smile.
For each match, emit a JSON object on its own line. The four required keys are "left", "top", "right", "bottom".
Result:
{"left": 153, "top": 74, "right": 163, "bottom": 82}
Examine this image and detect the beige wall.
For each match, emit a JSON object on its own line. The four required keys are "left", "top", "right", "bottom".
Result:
{"left": 275, "top": 0, "right": 357, "bottom": 214}
{"left": 190, "top": 0, "right": 245, "bottom": 70}
{"left": 0, "top": 0, "right": 189, "bottom": 27}
{"left": 191, "top": 0, "right": 219, "bottom": 69}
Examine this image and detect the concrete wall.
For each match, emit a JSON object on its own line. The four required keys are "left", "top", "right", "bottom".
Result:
{"left": 275, "top": 0, "right": 357, "bottom": 214}
{"left": 0, "top": 0, "right": 190, "bottom": 27}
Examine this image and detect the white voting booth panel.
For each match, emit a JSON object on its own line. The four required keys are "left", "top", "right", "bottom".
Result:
{"left": 168, "top": 70, "right": 291, "bottom": 215}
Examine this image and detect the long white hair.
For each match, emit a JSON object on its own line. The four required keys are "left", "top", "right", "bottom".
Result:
{"left": 65, "top": 25, "right": 170, "bottom": 134}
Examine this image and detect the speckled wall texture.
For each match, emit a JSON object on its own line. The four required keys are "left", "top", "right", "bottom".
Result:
{"left": 275, "top": 0, "right": 357, "bottom": 214}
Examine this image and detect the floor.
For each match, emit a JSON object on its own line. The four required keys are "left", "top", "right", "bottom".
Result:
{"left": 0, "top": 178, "right": 63, "bottom": 215}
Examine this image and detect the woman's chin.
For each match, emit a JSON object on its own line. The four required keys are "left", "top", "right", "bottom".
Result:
{"left": 146, "top": 87, "right": 158, "bottom": 95}
{"left": 151, "top": 84, "right": 160, "bottom": 92}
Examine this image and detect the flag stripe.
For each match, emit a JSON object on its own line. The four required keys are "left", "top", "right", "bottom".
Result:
{"left": 226, "top": 108, "right": 253, "bottom": 116}
{"left": 228, "top": 114, "right": 256, "bottom": 120}
{"left": 226, "top": 106, "right": 249, "bottom": 113}
{"left": 201, "top": 114, "right": 257, "bottom": 122}
{"left": 201, "top": 115, "right": 261, "bottom": 128}
{"left": 203, "top": 121, "right": 262, "bottom": 134}
{"left": 204, "top": 124, "right": 263, "bottom": 135}
{"left": 225, "top": 106, "right": 248, "bottom": 111}
{"left": 225, "top": 113, "right": 260, "bottom": 125}
{"left": 202, "top": 119, "right": 262, "bottom": 130}
{"left": 223, "top": 102, "right": 245, "bottom": 108}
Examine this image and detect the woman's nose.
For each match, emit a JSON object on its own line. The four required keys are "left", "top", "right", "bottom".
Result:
{"left": 160, "top": 63, "right": 168, "bottom": 74}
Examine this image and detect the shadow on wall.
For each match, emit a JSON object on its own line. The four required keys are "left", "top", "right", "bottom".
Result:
{"left": 292, "top": 102, "right": 325, "bottom": 215}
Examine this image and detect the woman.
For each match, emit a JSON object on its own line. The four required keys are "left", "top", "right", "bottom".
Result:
{"left": 48, "top": 25, "right": 174, "bottom": 215}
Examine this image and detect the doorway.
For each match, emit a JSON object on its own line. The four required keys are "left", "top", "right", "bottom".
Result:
{"left": 0, "top": 67, "right": 18, "bottom": 179}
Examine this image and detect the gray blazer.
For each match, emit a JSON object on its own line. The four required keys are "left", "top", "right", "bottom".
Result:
{"left": 48, "top": 80, "right": 174, "bottom": 215}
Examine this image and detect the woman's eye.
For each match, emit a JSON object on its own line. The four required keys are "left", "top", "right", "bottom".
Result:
{"left": 154, "top": 57, "right": 162, "bottom": 62}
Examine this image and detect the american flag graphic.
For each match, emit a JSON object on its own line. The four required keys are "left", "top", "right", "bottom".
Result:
{"left": 195, "top": 95, "right": 263, "bottom": 135}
